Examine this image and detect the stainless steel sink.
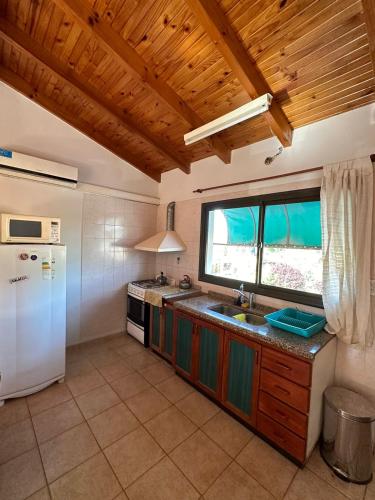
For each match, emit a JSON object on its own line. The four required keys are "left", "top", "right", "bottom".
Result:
{"left": 208, "top": 304, "right": 266, "bottom": 325}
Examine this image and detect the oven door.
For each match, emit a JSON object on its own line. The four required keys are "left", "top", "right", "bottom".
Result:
{"left": 127, "top": 294, "right": 146, "bottom": 327}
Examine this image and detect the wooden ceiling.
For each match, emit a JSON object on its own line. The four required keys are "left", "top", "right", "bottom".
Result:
{"left": 0, "top": 0, "right": 374, "bottom": 182}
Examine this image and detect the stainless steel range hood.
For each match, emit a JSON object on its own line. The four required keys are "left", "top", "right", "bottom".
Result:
{"left": 134, "top": 202, "right": 186, "bottom": 253}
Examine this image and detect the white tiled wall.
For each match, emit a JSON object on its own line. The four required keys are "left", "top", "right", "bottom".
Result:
{"left": 81, "top": 193, "right": 157, "bottom": 342}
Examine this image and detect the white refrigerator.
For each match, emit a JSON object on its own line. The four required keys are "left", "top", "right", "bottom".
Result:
{"left": 0, "top": 244, "right": 66, "bottom": 406}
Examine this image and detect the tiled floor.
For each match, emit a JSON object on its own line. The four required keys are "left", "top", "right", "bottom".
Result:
{"left": 0, "top": 332, "right": 373, "bottom": 500}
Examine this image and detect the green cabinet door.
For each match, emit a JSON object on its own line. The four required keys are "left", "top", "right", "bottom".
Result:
{"left": 223, "top": 335, "right": 259, "bottom": 423}
{"left": 175, "top": 314, "right": 194, "bottom": 378}
{"left": 151, "top": 306, "right": 161, "bottom": 349}
{"left": 196, "top": 324, "right": 222, "bottom": 397}
{"left": 163, "top": 307, "right": 174, "bottom": 357}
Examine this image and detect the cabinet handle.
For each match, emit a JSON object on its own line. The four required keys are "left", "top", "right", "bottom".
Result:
{"left": 274, "top": 385, "right": 290, "bottom": 396}
{"left": 275, "top": 409, "right": 288, "bottom": 420}
{"left": 255, "top": 351, "right": 259, "bottom": 365}
{"left": 275, "top": 362, "right": 291, "bottom": 371}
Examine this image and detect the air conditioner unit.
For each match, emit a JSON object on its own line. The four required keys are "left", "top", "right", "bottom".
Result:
{"left": 0, "top": 149, "right": 78, "bottom": 188}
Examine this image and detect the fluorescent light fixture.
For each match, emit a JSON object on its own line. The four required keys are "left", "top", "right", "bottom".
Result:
{"left": 184, "top": 93, "right": 273, "bottom": 146}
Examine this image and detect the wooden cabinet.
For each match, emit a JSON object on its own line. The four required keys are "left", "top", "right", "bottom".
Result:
{"left": 174, "top": 311, "right": 195, "bottom": 380}
{"left": 150, "top": 305, "right": 161, "bottom": 351}
{"left": 221, "top": 332, "right": 260, "bottom": 426}
{"left": 174, "top": 311, "right": 224, "bottom": 395}
{"left": 195, "top": 320, "right": 223, "bottom": 399}
{"left": 162, "top": 304, "right": 174, "bottom": 360}
{"left": 171, "top": 307, "right": 336, "bottom": 465}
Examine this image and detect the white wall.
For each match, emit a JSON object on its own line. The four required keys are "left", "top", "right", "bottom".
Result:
{"left": 0, "top": 81, "right": 158, "bottom": 197}
{"left": 160, "top": 104, "right": 375, "bottom": 203}
{"left": 158, "top": 103, "right": 375, "bottom": 400}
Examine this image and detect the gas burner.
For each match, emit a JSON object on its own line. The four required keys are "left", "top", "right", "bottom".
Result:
{"left": 131, "top": 279, "right": 167, "bottom": 289}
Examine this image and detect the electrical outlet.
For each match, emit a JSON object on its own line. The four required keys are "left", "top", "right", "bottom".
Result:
{"left": 371, "top": 280, "right": 375, "bottom": 296}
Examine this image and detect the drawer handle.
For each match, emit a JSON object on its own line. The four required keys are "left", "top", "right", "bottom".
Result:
{"left": 274, "top": 385, "right": 290, "bottom": 396}
{"left": 273, "top": 432, "right": 286, "bottom": 443}
{"left": 275, "top": 409, "right": 289, "bottom": 421}
{"left": 275, "top": 361, "right": 291, "bottom": 371}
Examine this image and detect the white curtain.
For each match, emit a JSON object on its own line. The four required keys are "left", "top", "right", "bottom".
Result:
{"left": 321, "top": 158, "right": 374, "bottom": 346}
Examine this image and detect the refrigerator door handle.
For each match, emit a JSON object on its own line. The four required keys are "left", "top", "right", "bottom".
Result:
{"left": 9, "top": 275, "right": 29, "bottom": 284}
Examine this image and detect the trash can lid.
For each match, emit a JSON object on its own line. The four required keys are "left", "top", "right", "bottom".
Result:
{"left": 324, "top": 386, "right": 375, "bottom": 423}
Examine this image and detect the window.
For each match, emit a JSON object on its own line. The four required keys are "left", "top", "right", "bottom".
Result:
{"left": 199, "top": 188, "right": 322, "bottom": 307}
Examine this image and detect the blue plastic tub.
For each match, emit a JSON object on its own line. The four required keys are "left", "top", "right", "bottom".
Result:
{"left": 264, "top": 308, "right": 326, "bottom": 338}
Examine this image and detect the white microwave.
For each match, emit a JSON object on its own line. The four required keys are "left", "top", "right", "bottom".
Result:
{"left": 0, "top": 213, "right": 61, "bottom": 244}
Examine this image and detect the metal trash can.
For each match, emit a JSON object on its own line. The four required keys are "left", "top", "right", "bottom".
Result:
{"left": 321, "top": 386, "right": 375, "bottom": 484}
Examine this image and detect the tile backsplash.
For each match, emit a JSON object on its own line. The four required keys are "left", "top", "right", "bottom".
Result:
{"left": 80, "top": 193, "right": 157, "bottom": 341}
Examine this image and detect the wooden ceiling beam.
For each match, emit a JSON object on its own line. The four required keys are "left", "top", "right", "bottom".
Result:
{"left": 0, "top": 66, "right": 161, "bottom": 182}
{"left": 186, "top": 0, "right": 293, "bottom": 147}
{"left": 362, "top": 0, "right": 375, "bottom": 75}
{"left": 0, "top": 18, "right": 190, "bottom": 175}
{"left": 52, "top": 0, "right": 231, "bottom": 165}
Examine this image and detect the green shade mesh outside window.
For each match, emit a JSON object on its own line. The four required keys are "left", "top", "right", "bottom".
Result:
{"left": 222, "top": 201, "right": 321, "bottom": 249}
{"left": 222, "top": 207, "right": 259, "bottom": 246}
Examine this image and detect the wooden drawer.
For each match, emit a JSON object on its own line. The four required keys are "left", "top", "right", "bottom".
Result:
{"left": 260, "top": 369, "right": 310, "bottom": 413}
{"left": 258, "top": 412, "right": 306, "bottom": 463}
{"left": 258, "top": 391, "right": 307, "bottom": 438}
{"left": 262, "top": 347, "right": 311, "bottom": 387}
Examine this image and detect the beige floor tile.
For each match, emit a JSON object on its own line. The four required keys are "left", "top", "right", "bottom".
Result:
{"left": 366, "top": 480, "right": 375, "bottom": 500}
{"left": 176, "top": 391, "right": 220, "bottom": 426}
{"left": 65, "top": 346, "right": 85, "bottom": 365}
{"left": 285, "top": 468, "right": 348, "bottom": 500}
{"left": 125, "top": 386, "right": 171, "bottom": 423}
{"left": 126, "top": 456, "right": 199, "bottom": 500}
{"left": 114, "top": 493, "right": 128, "bottom": 500}
{"left": 116, "top": 342, "right": 145, "bottom": 358}
{"left": 88, "top": 349, "right": 123, "bottom": 369}
{"left": 170, "top": 430, "right": 231, "bottom": 494}
{"left": 156, "top": 375, "right": 194, "bottom": 403}
{"left": 140, "top": 362, "right": 174, "bottom": 385}
{"left": 236, "top": 436, "right": 297, "bottom": 499}
{"left": 66, "top": 370, "right": 106, "bottom": 397}
{"left": 104, "top": 335, "right": 133, "bottom": 350}
{"left": 204, "top": 461, "right": 273, "bottom": 500}
{"left": 202, "top": 411, "right": 253, "bottom": 458}
{"left": 307, "top": 447, "right": 366, "bottom": 499}
{"left": 75, "top": 384, "right": 120, "bottom": 419}
{"left": 27, "top": 383, "right": 72, "bottom": 416}
{"left": 27, "top": 487, "right": 51, "bottom": 499}
{"left": 50, "top": 452, "right": 121, "bottom": 500}
{"left": 145, "top": 406, "right": 197, "bottom": 453}
{"left": 0, "top": 448, "right": 46, "bottom": 500}
{"left": 40, "top": 422, "right": 99, "bottom": 483}
{"left": 88, "top": 403, "right": 139, "bottom": 448}
{"left": 65, "top": 358, "right": 95, "bottom": 378}
{"left": 27, "top": 486, "right": 51, "bottom": 499}
{"left": 110, "top": 372, "right": 151, "bottom": 401}
{"left": 104, "top": 427, "right": 164, "bottom": 489}
{"left": 0, "top": 397, "right": 29, "bottom": 430}
{"left": 127, "top": 351, "right": 161, "bottom": 371}
{"left": 32, "top": 399, "right": 83, "bottom": 444}
{"left": 99, "top": 359, "right": 134, "bottom": 383}
{"left": 0, "top": 418, "right": 36, "bottom": 464}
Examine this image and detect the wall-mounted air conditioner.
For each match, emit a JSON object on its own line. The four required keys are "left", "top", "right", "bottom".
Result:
{"left": 0, "top": 149, "right": 78, "bottom": 189}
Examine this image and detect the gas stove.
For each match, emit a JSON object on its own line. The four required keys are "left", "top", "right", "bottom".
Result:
{"left": 128, "top": 279, "right": 168, "bottom": 300}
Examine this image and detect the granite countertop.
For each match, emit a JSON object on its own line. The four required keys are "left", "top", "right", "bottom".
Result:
{"left": 173, "top": 294, "right": 334, "bottom": 360}
{"left": 144, "top": 286, "right": 202, "bottom": 307}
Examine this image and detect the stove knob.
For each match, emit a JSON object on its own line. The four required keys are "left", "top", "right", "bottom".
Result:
{"left": 19, "top": 253, "right": 29, "bottom": 261}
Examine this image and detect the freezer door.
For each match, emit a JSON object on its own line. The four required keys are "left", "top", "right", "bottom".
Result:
{"left": 0, "top": 245, "right": 66, "bottom": 398}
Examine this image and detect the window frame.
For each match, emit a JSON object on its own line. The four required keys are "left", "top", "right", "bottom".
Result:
{"left": 198, "top": 187, "right": 323, "bottom": 308}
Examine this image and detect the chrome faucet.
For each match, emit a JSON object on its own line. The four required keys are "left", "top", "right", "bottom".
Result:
{"left": 233, "top": 284, "right": 256, "bottom": 309}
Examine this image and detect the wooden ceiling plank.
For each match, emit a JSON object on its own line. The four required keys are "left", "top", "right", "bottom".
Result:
{"left": 52, "top": 0, "right": 232, "bottom": 164}
{"left": 0, "top": 18, "right": 190, "bottom": 174}
{"left": 186, "top": 0, "right": 293, "bottom": 147}
{"left": 362, "top": 0, "right": 375, "bottom": 75}
{"left": 0, "top": 66, "right": 161, "bottom": 182}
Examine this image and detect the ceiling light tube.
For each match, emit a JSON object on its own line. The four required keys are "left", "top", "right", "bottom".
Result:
{"left": 184, "top": 93, "right": 273, "bottom": 146}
